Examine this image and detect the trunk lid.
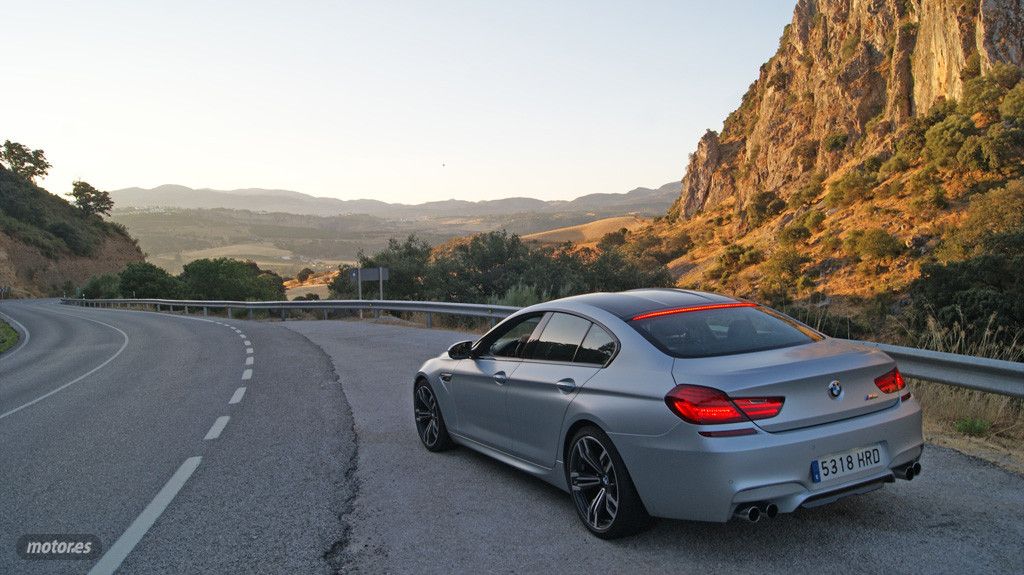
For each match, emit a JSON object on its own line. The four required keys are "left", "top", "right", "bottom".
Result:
{"left": 671, "top": 338, "right": 898, "bottom": 432}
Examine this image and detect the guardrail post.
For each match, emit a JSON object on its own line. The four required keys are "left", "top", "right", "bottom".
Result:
{"left": 227, "top": 307, "right": 233, "bottom": 320}
{"left": 489, "top": 317, "right": 496, "bottom": 328}
{"left": 184, "top": 305, "right": 189, "bottom": 314}
{"left": 203, "top": 306, "right": 208, "bottom": 316}
{"left": 156, "top": 304, "right": 161, "bottom": 312}
{"left": 248, "top": 307, "right": 254, "bottom": 321}
{"left": 323, "top": 309, "right": 328, "bottom": 320}
{"left": 426, "top": 312, "right": 433, "bottom": 328}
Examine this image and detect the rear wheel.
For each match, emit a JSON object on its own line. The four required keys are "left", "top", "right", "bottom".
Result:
{"left": 567, "top": 426, "right": 649, "bottom": 539}
{"left": 414, "top": 379, "right": 454, "bottom": 451}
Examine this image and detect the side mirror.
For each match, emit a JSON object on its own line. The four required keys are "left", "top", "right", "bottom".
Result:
{"left": 447, "top": 340, "right": 474, "bottom": 360}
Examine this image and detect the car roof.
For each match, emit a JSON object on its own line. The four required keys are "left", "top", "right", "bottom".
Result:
{"left": 551, "top": 289, "right": 740, "bottom": 321}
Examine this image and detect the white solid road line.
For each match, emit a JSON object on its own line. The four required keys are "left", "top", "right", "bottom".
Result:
{"left": 229, "top": 387, "right": 247, "bottom": 404}
{"left": 245, "top": 356, "right": 254, "bottom": 366}
{"left": 0, "top": 309, "right": 31, "bottom": 362}
{"left": 0, "top": 311, "right": 130, "bottom": 420}
{"left": 241, "top": 368, "right": 253, "bottom": 380}
{"left": 204, "top": 416, "right": 230, "bottom": 440}
{"left": 88, "top": 456, "right": 202, "bottom": 575}
{"left": 246, "top": 348, "right": 254, "bottom": 354}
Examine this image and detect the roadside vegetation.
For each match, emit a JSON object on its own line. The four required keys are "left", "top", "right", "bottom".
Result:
{"left": 0, "top": 140, "right": 129, "bottom": 258}
{"left": 327, "top": 231, "right": 673, "bottom": 306}
{"left": 80, "top": 259, "right": 286, "bottom": 301}
{"left": 0, "top": 316, "right": 18, "bottom": 354}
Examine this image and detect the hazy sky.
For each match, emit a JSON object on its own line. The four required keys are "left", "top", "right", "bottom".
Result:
{"left": 3, "top": 1, "right": 794, "bottom": 203}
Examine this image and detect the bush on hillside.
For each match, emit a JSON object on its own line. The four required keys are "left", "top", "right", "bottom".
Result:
{"left": 119, "top": 262, "right": 183, "bottom": 299}
{"left": 844, "top": 229, "right": 903, "bottom": 259}
{"left": 179, "top": 258, "right": 285, "bottom": 301}
{"left": 81, "top": 274, "right": 120, "bottom": 299}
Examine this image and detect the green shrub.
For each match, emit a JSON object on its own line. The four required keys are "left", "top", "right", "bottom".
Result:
{"left": 989, "top": 63, "right": 1022, "bottom": 90}
{"left": 955, "top": 417, "right": 992, "bottom": 437}
{"left": 844, "top": 228, "right": 903, "bottom": 259}
{"left": 180, "top": 258, "right": 285, "bottom": 301}
{"left": 119, "top": 261, "right": 182, "bottom": 298}
{"left": 802, "top": 210, "right": 825, "bottom": 230}
{"left": 81, "top": 274, "right": 121, "bottom": 299}
{"left": 958, "top": 76, "right": 1005, "bottom": 118}
{"left": 788, "top": 177, "right": 823, "bottom": 209}
{"left": 745, "top": 191, "right": 786, "bottom": 226}
{"left": 826, "top": 169, "right": 877, "bottom": 207}
{"left": 998, "top": 82, "right": 1024, "bottom": 121}
{"left": 779, "top": 224, "right": 811, "bottom": 245}
{"left": 878, "top": 154, "right": 910, "bottom": 179}
{"left": 924, "top": 113, "right": 974, "bottom": 166}
{"left": 824, "top": 132, "right": 849, "bottom": 152}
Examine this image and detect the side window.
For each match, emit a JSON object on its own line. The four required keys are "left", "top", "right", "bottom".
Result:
{"left": 528, "top": 313, "right": 591, "bottom": 362}
{"left": 487, "top": 315, "right": 543, "bottom": 358}
{"left": 574, "top": 324, "right": 616, "bottom": 366}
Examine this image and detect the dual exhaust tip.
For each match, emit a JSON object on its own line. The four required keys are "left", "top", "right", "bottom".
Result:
{"left": 897, "top": 461, "right": 923, "bottom": 481}
{"left": 735, "top": 502, "right": 778, "bottom": 523}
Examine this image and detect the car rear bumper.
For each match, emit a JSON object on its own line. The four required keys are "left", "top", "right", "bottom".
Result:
{"left": 608, "top": 396, "right": 924, "bottom": 522}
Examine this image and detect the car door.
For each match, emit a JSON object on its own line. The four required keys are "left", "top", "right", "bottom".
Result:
{"left": 506, "top": 313, "right": 617, "bottom": 467}
{"left": 450, "top": 314, "right": 544, "bottom": 451}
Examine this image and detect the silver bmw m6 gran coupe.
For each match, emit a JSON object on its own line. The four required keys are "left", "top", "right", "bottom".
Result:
{"left": 413, "top": 289, "right": 924, "bottom": 538}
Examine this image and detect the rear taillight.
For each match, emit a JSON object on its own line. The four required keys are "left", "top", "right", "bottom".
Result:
{"left": 874, "top": 368, "right": 906, "bottom": 394}
{"left": 664, "top": 385, "right": 784, "bottom": 425}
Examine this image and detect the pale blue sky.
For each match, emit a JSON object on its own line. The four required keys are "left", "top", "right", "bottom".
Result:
{"left": 2, "top": 1, "right": 795, "bottom": 203}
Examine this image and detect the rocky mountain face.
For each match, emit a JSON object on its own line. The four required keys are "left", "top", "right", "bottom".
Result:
{"left": 672, "top": 0, "right": 1024, "bottom": 219}
{"left": 0, "top": 231, "right": 143, "bottom": 297}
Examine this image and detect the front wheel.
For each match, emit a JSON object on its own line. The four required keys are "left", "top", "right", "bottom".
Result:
{"left": 414, "top": 379, "right": 454, "bottom": 452}
{"left": 567, "top": 426, "right": 650, "bottom": 539}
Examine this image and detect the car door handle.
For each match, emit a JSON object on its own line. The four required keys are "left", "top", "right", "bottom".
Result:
{"left": 439, "top": 373, "right": 453, "bottom": 383}
{"left": 493, "top": 371, "right": 508, "bottom": 385}
{"left": 556, "top": 378, "right": 577, "bottom": 393}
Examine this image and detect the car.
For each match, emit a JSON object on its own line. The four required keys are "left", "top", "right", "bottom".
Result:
{"left": 412, "top": 289, "right": 924, "bottom": 538}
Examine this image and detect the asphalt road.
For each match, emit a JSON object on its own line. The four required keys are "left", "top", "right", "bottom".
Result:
{"left": 288, "top": 320, "right": 1024, "bottom": 575}
{"left": 2, "top": 301, "right": 1022, "bottom": 574}
{"left": 0, "top": 300, "right": 354, "bottom": 574}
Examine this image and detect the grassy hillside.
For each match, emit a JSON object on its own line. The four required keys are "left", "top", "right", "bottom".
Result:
{"left": 0, "top": 167, "right": 133, "bottom": 258}
{"left": 522, "top": 216, "right": 647, "bottom": 245}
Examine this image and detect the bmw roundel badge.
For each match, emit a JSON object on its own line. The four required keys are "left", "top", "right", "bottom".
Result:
{"left": 827, "top": 380, "right": 843, "bottom": 399}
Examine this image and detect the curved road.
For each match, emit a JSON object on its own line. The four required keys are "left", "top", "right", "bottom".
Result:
{"left": 1, "top": 300, "right": 1022, "bottom": 574}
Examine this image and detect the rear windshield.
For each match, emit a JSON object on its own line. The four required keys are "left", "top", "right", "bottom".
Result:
{"left": 630, "top": 306, "right": 822, "bottom": 358}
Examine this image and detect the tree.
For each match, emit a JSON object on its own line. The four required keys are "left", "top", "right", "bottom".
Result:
{"left": 119, "top": 262, "right": 182, "bottom": 298}
{"left": 924, "top": 114, "right": 974, "bottom": 166}
{"left": 179, "top": 258, "right": 284, "bottom": 301}
{"left": 70, "top": 180, "right": 115, "bottom": 216}
{"left": 81, "top": 274, "right": 121, "bottom": 299}
{"left": 0, "top": 140, "right": 51, "bottom": 182}
{"left": 296, "top": 267, "right": 315, "bottom": 283}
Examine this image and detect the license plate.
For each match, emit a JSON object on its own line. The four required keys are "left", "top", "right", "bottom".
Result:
{"left": 811, "top": 445, "right": 883, "bottom": 483}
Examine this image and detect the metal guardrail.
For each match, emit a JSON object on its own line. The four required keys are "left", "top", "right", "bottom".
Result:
{"left": 60, "top": 297, "right": 518, "bottom": 328}
{"left": 60, "top": 298, "right": 1023, "bottom": 398}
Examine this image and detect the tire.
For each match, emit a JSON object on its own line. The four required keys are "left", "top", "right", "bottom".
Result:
{"left": 566, "top": 426, "right": 650, "bottom": 539}
{"left": 414, "top": 378, "right": 454, "bottom": 452}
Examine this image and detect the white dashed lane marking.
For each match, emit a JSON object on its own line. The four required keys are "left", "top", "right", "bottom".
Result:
{"left": 203, "top": 416, "right": 230, "bottom": 440}
{"left": 241, "top": 369, "right": 252, "bottom": 380}
{"left": 245, "top": 356, "right": 254, "bottom": 366}
{"left": 244, "top": 340, "right": 251, "bottom": 346}
{"left": 246, "top": 348, "right": 253, "bottom": 354}
{"left": 229, "top": 387, "right": 246, "bottom": 405}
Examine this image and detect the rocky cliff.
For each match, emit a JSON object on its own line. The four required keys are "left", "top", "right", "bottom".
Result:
{"left": 672, "top": 0, "right": 1024, "bottom": 219}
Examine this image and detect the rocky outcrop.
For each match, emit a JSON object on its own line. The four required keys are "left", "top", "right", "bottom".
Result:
{"left": 674, "top": 0, "right": 1024, "bottom": 219}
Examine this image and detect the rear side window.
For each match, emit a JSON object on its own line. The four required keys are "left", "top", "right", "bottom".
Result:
{"left": 631, "top": 305, "right": 821, "bottom": 358}
{"left": 487, "top": 315, "right": 543, "bottom": 358}
{"left": 528, "top": 313, "right": 591, "bottom": 362}
{"left": 575, "top": 324, "right": 616, "bottom": 365}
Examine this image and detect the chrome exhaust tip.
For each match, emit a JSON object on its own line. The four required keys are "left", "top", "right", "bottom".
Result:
{"left": 912, "top": 461, "right": 922, "bottom": 477}
{"left": 761, "top": 502, "right": 779, "bottom": 519}
{"left": 735, "top": 505, "right": 761, "bottom": 523}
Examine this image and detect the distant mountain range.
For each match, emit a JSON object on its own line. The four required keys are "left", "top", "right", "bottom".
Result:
{"left": 110, "top": 182, "right": 680, "bottom": 219}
